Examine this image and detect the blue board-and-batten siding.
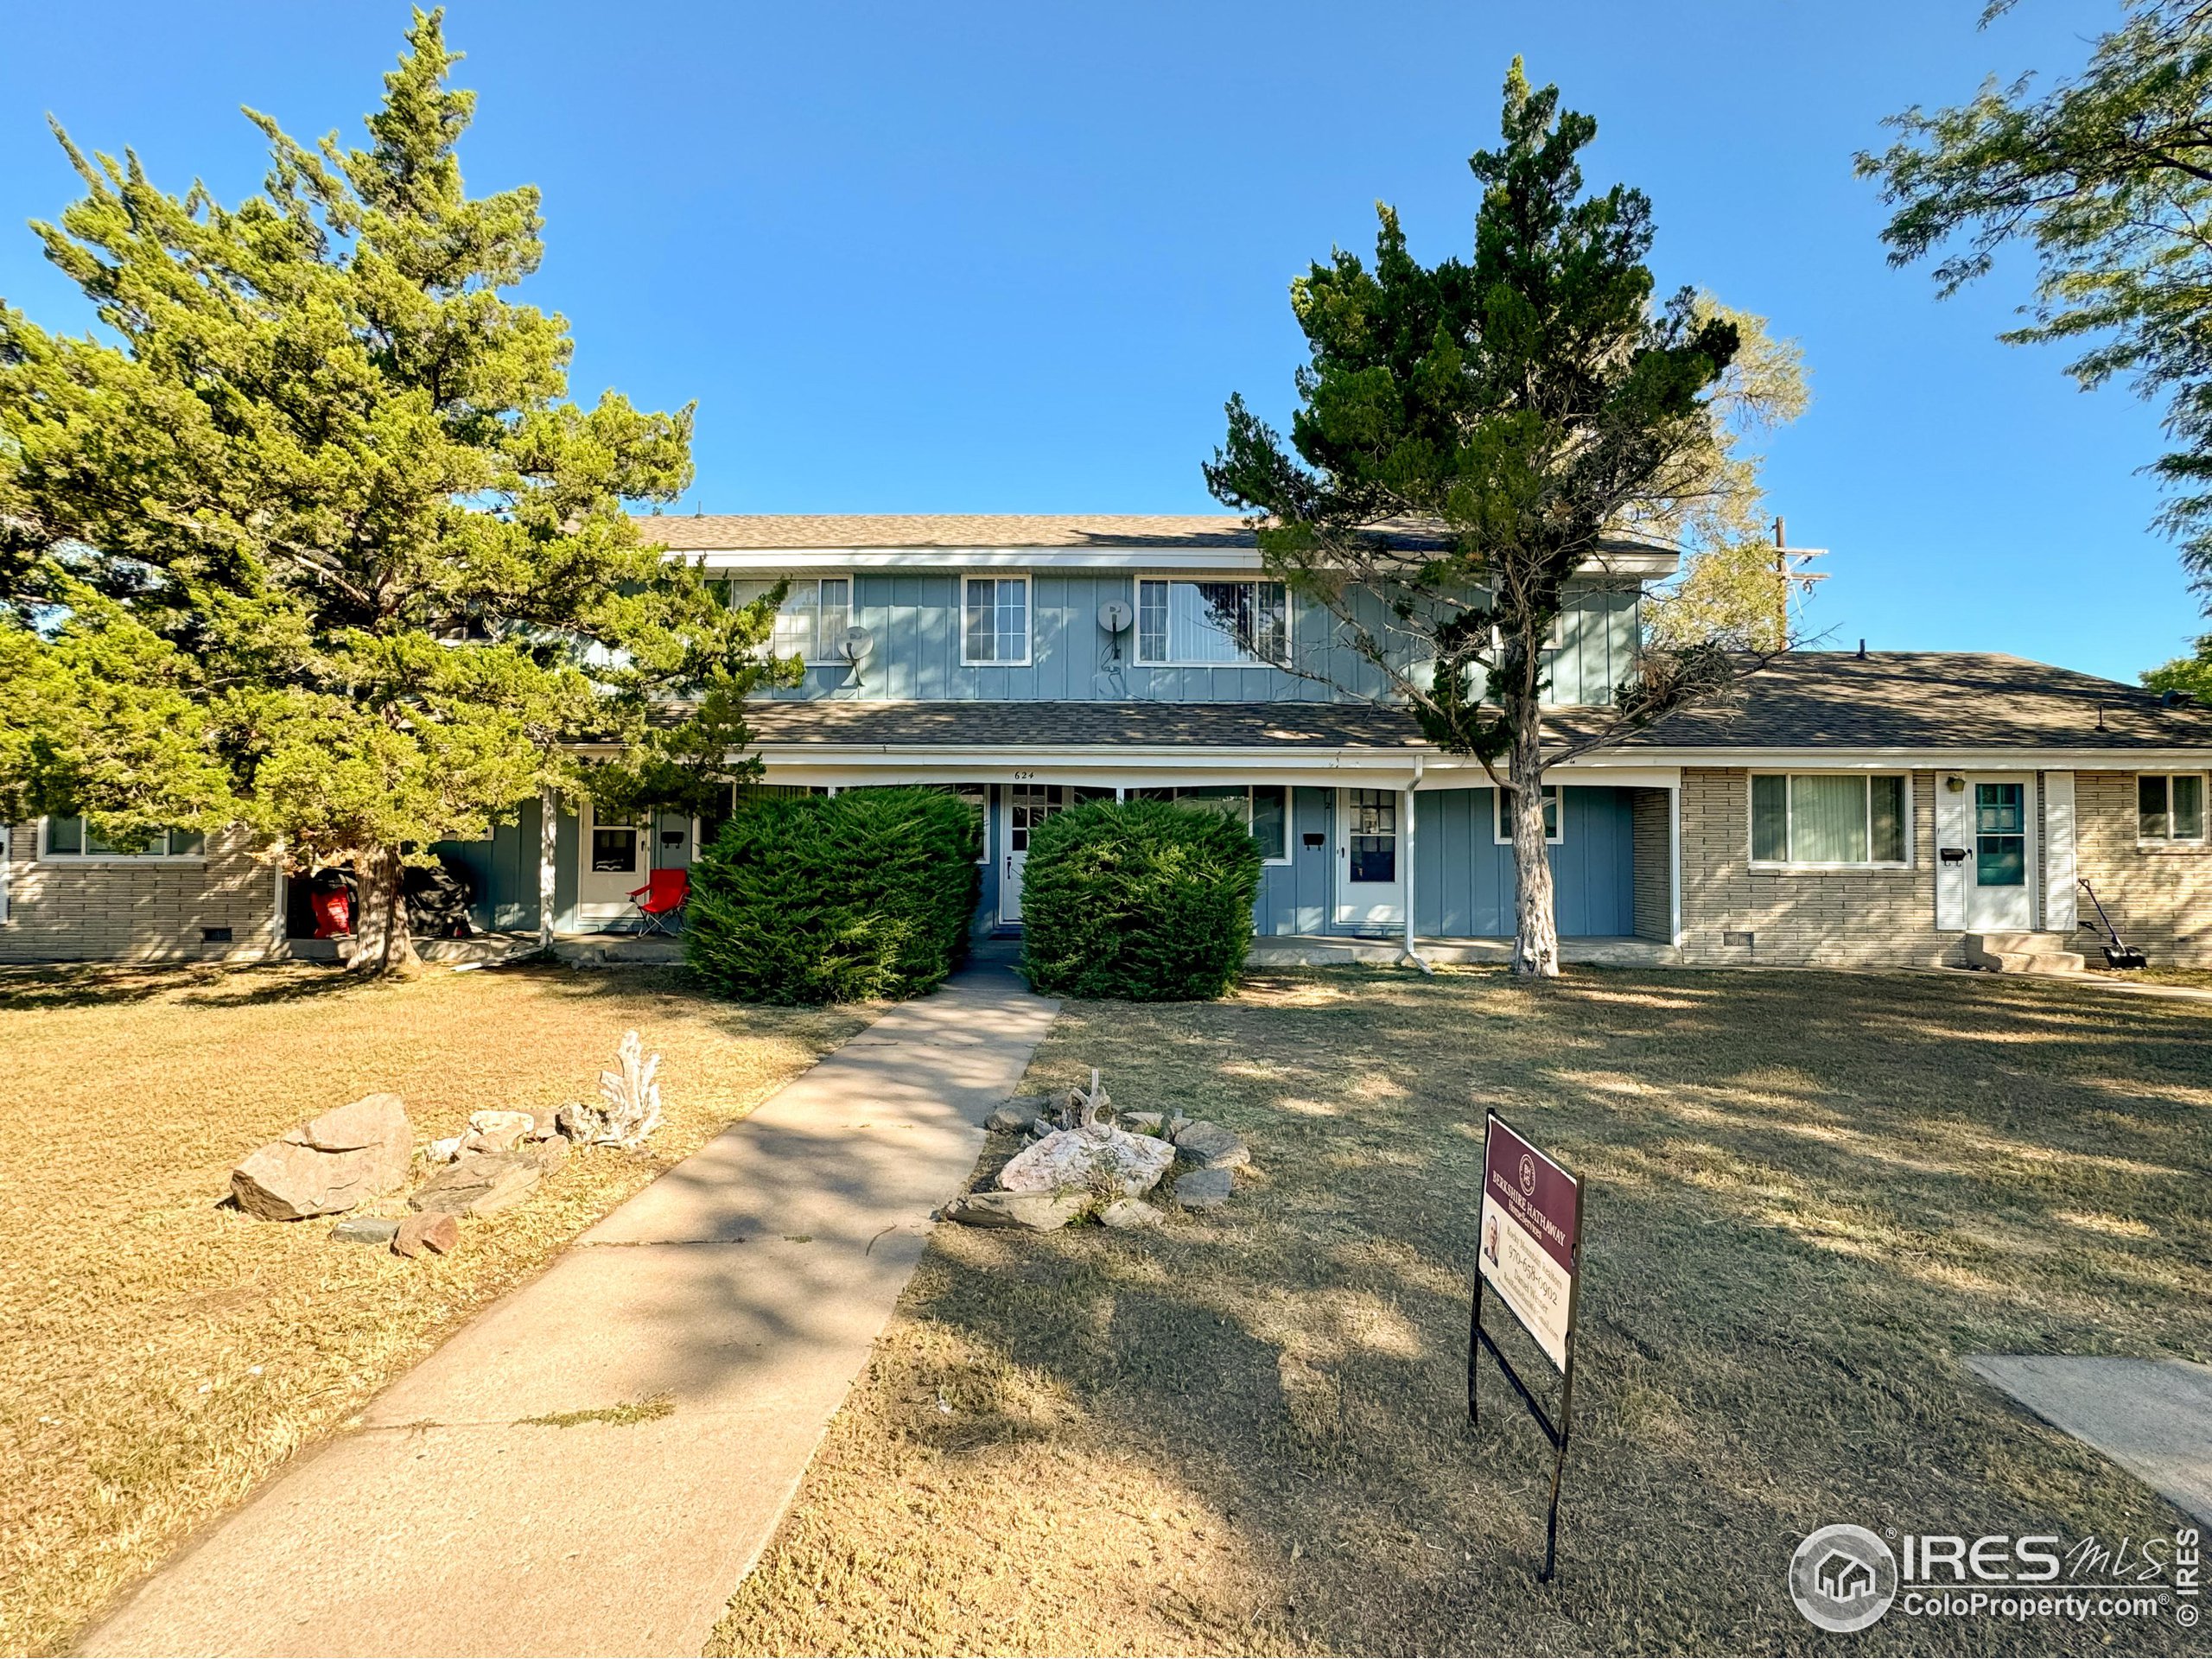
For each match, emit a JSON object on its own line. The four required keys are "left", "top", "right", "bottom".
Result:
{"left": 1410, "top": 787, "right": 1635, "bottom": 938}
{"left": 759, "top": 573, "right": 1641, "bottom": 708}
{"left": 1247, "top": 785, "right": 1634, "bottom": 939}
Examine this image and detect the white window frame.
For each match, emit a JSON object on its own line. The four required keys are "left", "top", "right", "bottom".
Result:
{"left": 1133, "top": 575, "right": 1291, "bottom": 668}
{"left": 961, "top": 575, "right": 1033, "bottom": 667}
{"left": 1128, "top": 784, "right": 1293, "bottom": 865}
{"left": 1746, "top": 772, "right": 1914, "bottom": 871}
{"left": 37, "top": 816, "right": 208, "bottom": 865}
{"left": 1493, "top": 785, "right": 1565, "bottom": 846}
{"left": 2136, "top": 772, "right": 2209, "bottom": 845}
{"left": 721, "top": 575, "right": 852, "bottom": 665}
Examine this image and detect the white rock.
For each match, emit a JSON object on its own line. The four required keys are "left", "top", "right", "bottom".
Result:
{"left": 997, "top": 1125, "right": 1176, "bottom": 1199}
{"left": 426, "top": 1136, "right": 464, "bottom": 1164}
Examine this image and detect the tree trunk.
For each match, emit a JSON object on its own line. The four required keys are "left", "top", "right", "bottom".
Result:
{"left": 1508, "top": 715, "right": 1560, "bottom": 980}
{"left": 347, "top": 845, "right": 420, "bottom": 975}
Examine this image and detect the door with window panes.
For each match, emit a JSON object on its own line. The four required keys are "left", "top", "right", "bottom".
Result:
{"left": 1964, "top": 775, "right": 2035, "bottom": 931}
{"left": 999, "top": 785, "right": 1065, "bottom": 925}
{"left": 1332, "top": 787, "right": 1405, "bottom": 931}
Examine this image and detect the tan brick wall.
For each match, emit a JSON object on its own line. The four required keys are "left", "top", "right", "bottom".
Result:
{"left": 1675, "top": 768, "right": 1966, "bottom": 967}
{"left": 0, "top": 822, "right": 281, "bottom": 963}
{"left": 2074, "top": 772, "right": 2212, "bottom": 965}
{"left": 1630, "top": 786, "right": 1671, "bottom": 942}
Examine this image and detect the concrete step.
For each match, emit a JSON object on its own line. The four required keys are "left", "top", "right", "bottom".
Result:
{"left": 1964, "top": 931, "right": 2085, "bottom": 974}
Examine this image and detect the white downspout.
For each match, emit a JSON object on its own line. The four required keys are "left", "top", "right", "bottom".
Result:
{"left": 1404, "top": 757, "right": 1433, "bottom": 974}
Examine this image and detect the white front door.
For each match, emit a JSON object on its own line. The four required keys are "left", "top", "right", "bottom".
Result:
{"left": 1332, "top": 787, "right": 1405, "bottom": 931}
{"left": 577, "top": 801, "right": 644, "bottom": 924}
{"left": 1000, "top": 785, "right": 1068, "bottom": 925}
{"left": 1964, "top": 774, "right": 2035, "bottom": 931}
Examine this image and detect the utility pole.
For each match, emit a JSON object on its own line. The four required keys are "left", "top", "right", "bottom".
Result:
{"left": 1770, "top": 517, "right": 1828, "bottom": 649}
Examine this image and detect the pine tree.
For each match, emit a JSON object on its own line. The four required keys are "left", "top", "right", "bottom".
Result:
{"left": 1207, "top": 62, "right": 1799, "bottom": 976}
{"left": 0, "top": 10, "right": 781, "bottom": 970}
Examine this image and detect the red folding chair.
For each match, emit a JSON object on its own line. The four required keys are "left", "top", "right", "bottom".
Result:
{"left": 625, "top": 868, "right": 690, "bottom": 936}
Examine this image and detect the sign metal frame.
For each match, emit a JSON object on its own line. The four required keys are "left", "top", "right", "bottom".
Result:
{"left": 1466, "top": 1109, "right": 1584, "bottom": 1583}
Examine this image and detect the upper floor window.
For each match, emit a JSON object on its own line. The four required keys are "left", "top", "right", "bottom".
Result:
{"left": 42, "top": 817, "right": 206, "bottom": 861}
{"left": 963, "top": 575, "right": 1030, "bottom": 666}
{"left": 1494, "top": 785, "right": 1563, "bottom": 844}
{"left": 2139, "top": 772, "right": 2207, "bottom": 842}
{"left": 1136, "top": 578, "right": 1288, "bottom": 667}
{"left": 1750, "top": 773, "right": 1909, "bottom": 868}
{"left": 721, "top": 576, "right": 850, "bottom": 664}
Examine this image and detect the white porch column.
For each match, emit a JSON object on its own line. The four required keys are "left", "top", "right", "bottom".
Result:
{"left": 537, "top": 785, "right": 558, "bottom": 949}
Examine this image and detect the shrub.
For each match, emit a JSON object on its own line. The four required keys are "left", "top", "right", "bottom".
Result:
{"left": 684, "top": 786, "right": 980, "bottom": 1004}
{"left": 1019, "top": 798, "right": 1262, "bottom": 1001}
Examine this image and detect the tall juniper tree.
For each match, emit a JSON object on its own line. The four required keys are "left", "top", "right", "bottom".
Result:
{"left": 0, "top": 10, "right": 781, "bottom": 971}
{"left": 1207, "top": 61, "right": 1800, "bottom": 976}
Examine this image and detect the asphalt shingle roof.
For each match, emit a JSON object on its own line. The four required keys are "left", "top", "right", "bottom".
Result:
{"left": 743, "top": 699, "right": 1426, "bottom": 748}
{"left": 1611, "top": 652, "right": 2212, "bottom": 752}
{"left": 737, "top": 654, "right": 2212, "bottom": 755}
{"left": 641, "top": 515, "right": 1260, "bottom": 550}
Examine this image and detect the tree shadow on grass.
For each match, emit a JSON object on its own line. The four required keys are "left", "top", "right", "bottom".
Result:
{"left": 741, "top": 966, "right": 2212, "bottom": 1656}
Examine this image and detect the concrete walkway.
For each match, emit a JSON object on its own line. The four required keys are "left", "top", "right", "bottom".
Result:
{"left": 1967, "top": 1355, "right": 2212, "bottom": 1526}
{"left": 87, "top": 962, "right": 1058, "bottom": 1659}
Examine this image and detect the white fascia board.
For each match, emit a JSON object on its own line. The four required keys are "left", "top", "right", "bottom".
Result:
{"left": 680, "top": 547, "right": 1677, "bottom": 577}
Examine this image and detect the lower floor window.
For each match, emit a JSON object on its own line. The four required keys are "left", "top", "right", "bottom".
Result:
{"left": 2139, "top": 772, "right": 2206, "bottom": 842}
{"left": 1493, "top": 785, "right": 1562, "bottom": 845}
{"left": 42, "top": 817, "right": 205, "bottom": 859}
{"left": 1751, "top": 773, "right": 1907, "bottom": 866}
{"left": 1130, "top": 784, "right": 1289, "bottom": 861}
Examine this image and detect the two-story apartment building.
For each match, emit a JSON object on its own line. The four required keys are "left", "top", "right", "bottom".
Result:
{"left": 7, "top": 513, "right": 2212, "bottom": 969}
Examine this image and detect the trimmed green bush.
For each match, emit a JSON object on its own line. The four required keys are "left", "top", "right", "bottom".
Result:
{"left": 683, "top": 787, "right": 980, "bottom": 1004}
{"left": 1019, "top": 798, "right": 1262, "bottom": 1001}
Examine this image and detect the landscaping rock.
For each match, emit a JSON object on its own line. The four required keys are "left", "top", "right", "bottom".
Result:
{"left": 391, "top": 1211, "right": 461, "bottom": 1257}
{"left": 1165, "top": 1112, "right": 1192, "bottom": 1140}
{"left": 525, "top": 1107, "right": 564, "bottom": 1141}
{"left": 987, "top": 1095, "right": 1047, "bottom": 1134}
{"left": 410, "top": 1148, "right": 543, "bottom": 1217}
{"left": 944, "top": 1189, "right": 1089, "bottom": 1230}
{"left": 426, "top": 1136, "right": 464, "bottom": 1164}
{"left": 1174, "top": 1166, "right": 1234, "bottom": 1209}
{"left": 330, "top": 1216, "right": 401, "bottom": 1247}
{"left": 1122, "top": 1110, "right": 1165, "bottom": 1135}
{"left": 462, "top": 1110, "right": 535, "bottom": 1154}
{"left": 1172, "top": 1120, "right": 1250, "bottom": 1171}
{"left": 231, "top": 1093, "right": 414, "bottom": 1221}
{"left": 1098, "top": 1198, "right": 1164, "bottom": 1230}
{"left": 999, "top": 1125, "right": 1176, "bottom": 1198}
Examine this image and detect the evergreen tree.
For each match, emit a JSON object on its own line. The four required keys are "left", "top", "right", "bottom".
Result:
{"left": 1207, "top": 62, "right": 1799, "bottom": 976}
{"left": 1860, "top": 1, "right": 2212, "bottom": 620}
{"left": 0, "top": 10, "right": 782, "bottom": 970}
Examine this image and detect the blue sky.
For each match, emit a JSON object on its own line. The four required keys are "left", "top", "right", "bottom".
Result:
{"left": 0, "top": 1, "right": 2189, "bottom": 681}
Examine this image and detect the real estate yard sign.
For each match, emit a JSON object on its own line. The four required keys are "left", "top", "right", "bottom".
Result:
{"left": 1478, "top": 1115, "right": 1580, "bottom": 1369}
{"left": 1468, "top": 1111, "right": 1584, "bottom": 1582}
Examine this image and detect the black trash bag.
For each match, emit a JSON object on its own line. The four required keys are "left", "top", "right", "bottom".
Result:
{"left": 404, "top": 858, "right": 475, "bottom": 938}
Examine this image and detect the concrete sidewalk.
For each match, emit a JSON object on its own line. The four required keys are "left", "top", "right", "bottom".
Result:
{"left": 86, "top": 962, "right": 1058, "bottom": 1659}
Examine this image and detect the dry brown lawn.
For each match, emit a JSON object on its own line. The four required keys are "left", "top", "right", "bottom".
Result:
{"left": 0, "top": 959, "right": 869, "bottom": 1657}
{"left": 713, "top": 967, "right": 2211, "bottom": 1658}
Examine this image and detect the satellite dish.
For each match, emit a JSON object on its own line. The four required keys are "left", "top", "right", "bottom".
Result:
{"left": 1098, "top": 601, "right": 1133, "bottom": 634}
{"left": 840, "top": 626, "right": 874, "bottom": 660}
